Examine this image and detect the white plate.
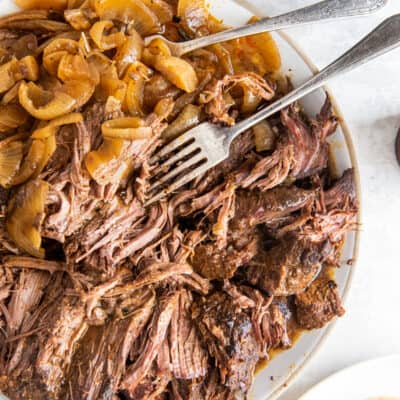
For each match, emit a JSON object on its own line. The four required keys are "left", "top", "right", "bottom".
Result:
{"left": 0, "top": 1, "right": 361, "bottom": 400}
{"left": 299, "top": 355, "right": 400, "bottom": 400}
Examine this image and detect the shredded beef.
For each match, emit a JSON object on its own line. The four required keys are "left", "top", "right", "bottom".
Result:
{"left": 0, "top": 10, "right": 358, "bottom": 399}
{"left": 193, "top": 291, "right": 260, "bottom": 393}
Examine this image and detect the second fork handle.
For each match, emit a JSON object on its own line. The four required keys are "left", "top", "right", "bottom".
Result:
{"left": 178, "top": 0, "right": 386, "bottom": 56}
{"left": 223, "top": 13, "right": 400, "bottom": 145}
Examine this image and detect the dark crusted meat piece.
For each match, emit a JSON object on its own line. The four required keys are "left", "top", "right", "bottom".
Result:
{"left": 191, "top": 238, "right": 258, "bottom": 280}
{"left": 281, "top": 97, "right": 338, "bottom": 179}
{"left": 193, "top": 292, "right": 260, "bottom": 393}
{"left": 231, "top": 186, "right": 316, "bottom": 232}
{"left": 295, "top": 277, "right": 345, "bottom": 329}
{"left": 324, "top": 168, "right": 357, "bottom": 209}
{"left": 244, "top": 238, "right": 333, "bottom": 296}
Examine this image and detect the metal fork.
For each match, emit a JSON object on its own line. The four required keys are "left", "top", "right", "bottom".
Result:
{"left": 146, "top": 14, "right": 400, "bottom": 205}
{"left": 144, "top": 0, "right": 388, "bottom": 57}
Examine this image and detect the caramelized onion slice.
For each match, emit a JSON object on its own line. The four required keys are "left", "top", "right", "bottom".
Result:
{"left": 94, "top": 0, "right": 161, "bottom": 35}
{"left": 64, "top": 7, "right": 95, "bottom": 30}
{"left": 0, "top": 104, "right": 29, "bottom": 134}
{"left": 115, "top": 30, "right": 143, "bottom": 76}
{"left": 162, "top": 104, "right": 201, "bottom": 141}
{"left": 89, "top": 20, "right": 126, "bottom": 51}
{"left": 102, "top": 117, "right": 152, "bottom": 140}
{"left": 18, "top": 56, "right": 40, "bottom": 81}
{"left": 0, "top": 57, "right": 39, "bottom": 94}
{"left": 98, "top": 64, "right": 126, "bottom": 103}
{"left": 141, "top": 0, "right": 173, "bottom": 24}
{"left": 84, "top": 138, "right": 129, "bottom": 185}
{"left": 123, "top": 61, "right": 153, "bottom": 116}
{"left": 11, "top": 135, "right": 58, "bottom": 186}
{"left": 240, "top": 17, "right": 281, "bottom": 74}
{"left": 153, "top": 55, "right": 198, "bottom": 93}
{"left": 43, "top": 38, "right": 80, "bottom": 76}
{"left": 0, "top": 141, "right": 23, "bottom": 187}
{"left": 57, "top": 53, "right": 93, "bottom": 82}
{"left": 19, "top": 81, "right": 77, "bottom": 120}
{"left": 154, "top": 98, "right": 174, "bottom": 120}
{"left": 177, "top": 0, "right": 221, "bottom": 37}
{"left": 15, "top": 0, "right": 68, "bottom": 10}
{"left": 6, "top": 179, "right": 49, "bottom": 258}
{"left": 253, "top": 120, "right": 276, "bottom": 152}
{"left": 31, "top": 113, "right": 83, "bottom": 139}
{"left": 10, "top": 136, "right": 55, "bottom": 186}
{"left": 0, "top": 60, "right": 19, "bottom": 94}
{"left": 63, "top": 79, "right": 95, "bottom": 108}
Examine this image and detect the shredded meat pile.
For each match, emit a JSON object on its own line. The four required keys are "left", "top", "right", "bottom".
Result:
{"left": 0, "top": 3, "right": 358, "bottom": 400}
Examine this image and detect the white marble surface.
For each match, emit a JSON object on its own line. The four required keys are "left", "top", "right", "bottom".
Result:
{"left": 246, "top": 1, "right": 400, "bottom": 398}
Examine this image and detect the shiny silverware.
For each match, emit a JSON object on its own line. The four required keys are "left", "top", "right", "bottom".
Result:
{"left": 144, "top": 0, "right": 388, "bottom": 57}
{"left": 147, "top": 13, "right": 400, "bottom": 205}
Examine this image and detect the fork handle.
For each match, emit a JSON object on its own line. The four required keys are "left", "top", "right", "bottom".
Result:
{"left": 224, "top": 13, "right": 400, "bottom": 144}
{"left": 177, "top": 0, "right": 387, "bottom": 56}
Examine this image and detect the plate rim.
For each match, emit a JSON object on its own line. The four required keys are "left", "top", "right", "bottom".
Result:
{"left": 297, "top": 354, "right": 400, "bottom": 399}
{"left": 229, "top": 2, "right": 362, "bottom": 398}
{"left": 263, "top": 30, "right": 362, "bottom": 400}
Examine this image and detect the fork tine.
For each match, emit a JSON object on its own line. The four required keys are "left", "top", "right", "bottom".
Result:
{"left": 151, "top": 142, "right": 200, "bottom": 176}
{"left": 149, "top": 132, "right": 194, "bottom": 164}
{"left": 146, "top": 163, "right": 211, "bottom": 206}
{"left": 149, "top": 152, "right": 207, "bottom": 192}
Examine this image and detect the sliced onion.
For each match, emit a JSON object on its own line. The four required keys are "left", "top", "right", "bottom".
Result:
{"left": 98, "top": 64, "right": 126, "bottom": 103}
{"left": 0, "top": 59, "right": 20, "bottom": 94}
{"left": 11, "top": 134, "right": 57, "bottom": 186}
{"left": 43, "top": 38, "right": 80, "bottom": 76}
{"left": 11, "top": 140, "right": 45, "bottom": 185}
{"left": 84, "top": 138, "right": 128, "bottom": 185}
{"left": 1, "top": 82, "right": 23, "bottom": 105}
{"left": 18, "top": 56, "right": 39, "bottom": 81}
{"left": 31, "top": 113, "right": 83, "bottom": 139}
{"left": 123, "top": 61, "right": 153, "bottom": 116}
{"left": 6, "top": 179, "right": 49, "bottom": 258}
{"left": 64, "top": 7, "right": 94, "bottom": 30}
{"left": 57, "top": 53, "right": 93, "bottom": 82}
{"left": 0, "top": 104, "right": 29, "bottom": 134}
{"left": 253, "top": 120, "right": 276, "bottom": 152}
{"left": 94, "top": 0, "right": 161, "bottom": 35}
{"left": 87, "top": 51, "right": 113, "bottom": 75}
{"left": 241, "top": 84, "right": 262, "bottom": 114}
{"left": 177, "top": 0, "right": 218, "bottom": 37}
{"left": 115, "top": 30, "right": 143, "bottom": 76}
{"left": 89, "top": 20, "right": 126, "bottom": 51}
{"left": 0, "top": 141, "right": 23, "bottom": 187}
{"left": 153, "top": 55, "right": 198, "bottom": 93}
{"left": 162, "top": 104, "right": 201, "bottom": 141}
{"left": 240, "top": 18, "right": 281, "bottom": 74}
{"left": 141, "top": 0, "right": 173, "bottom": 24}
{"left": 154, "top": 98, "right": 174, "bottom": 120}
{"left": 63, "top": 79, "right": 95, "bottom": 108}
{"left": 210, "top": 44, "right": 234, "bottom": 75}
{"left": 102, "top": 117, "right": 153, "bottom": 140}
{"left": 146, "top": 37, "right": 172, "bottom": 57}
{"left": 15, "top": 0, "right": 68, "bottom": 10}
{"left": 19, "top": 81, "right": 77, "bottom": 120}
